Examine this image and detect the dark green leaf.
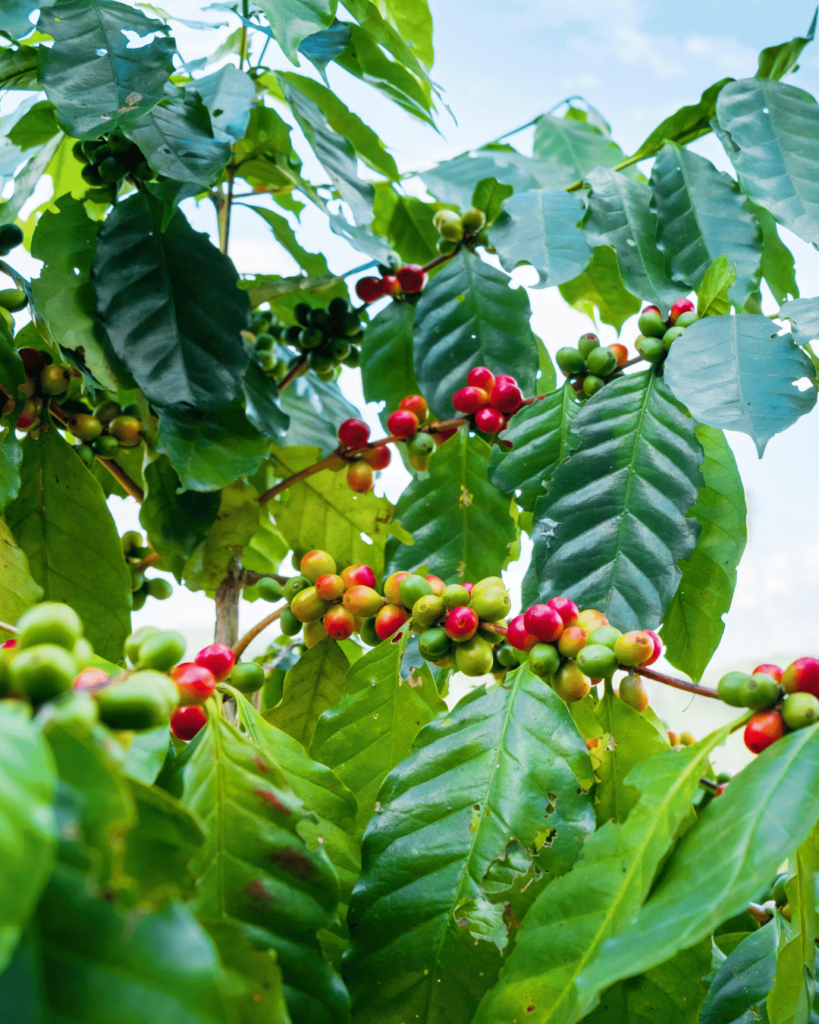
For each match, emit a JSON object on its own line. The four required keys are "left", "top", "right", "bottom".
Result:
{"left": 4, "top": 427, "right": 131, "bottom": 659}
{"left": 30, "top": 194, "right": 121, "bottom": 391}
{"left": 7, "top": 100, "right": 59, "bottom": 151}
{"left": 255, "top": 0, "right": 336, "bottom": 65}
{"left": 156, "top": 403, "right": 268, "bottom": 493}
{"left": 0, "top": 703, "right": 56, "bottom": 973}
{"left": 471, "top": 177, "right": 514, "bottom": 225}
{"left": 311, "top": 630, "right": 445, "bottom": 833}
{"left": 371, "top": 183, "right": 441, "bottom": 264}
{"left": 180, "top": 482, "right": 259, "bottom": 593}
{"left": 94, "top": 192, "right": 250, "bottom": 412}
{"left": 122, "top": 726, "right": 171, "bottom": 786}
{"left": 474, "top": 720, "right": 738, "bottom": 1024}
{"left": 360, "top": 300, "right": 419, "bottom": 413}
{"left": 161, "top": 704, "right": 349, "bottom": 1024}
{"left": 39, "top": 0, "right": 176, "bottom": 140}
{"left": 584, "top": 167, "right": 680, "bottom": 314}
{"left": 0, "top": 323, "right": 25, "bottom": 399}
{"left": 264, "top": 638, "right": 350, "bottom": 752}
{"left": 629, "top": 79, "right": 734, "bottom": 163}
{"left": 205, "top": 921, "right": 291, "bottom": 1024}
{"left": 664, "top": 313, "right": 817, "bottom": 456}
{"left": 0, "top": 47, "right": 38, "bottom": 90}
{"left": 533, "top": 113, "right": 625, "bottom": 180}
{"left": 699, "top": 921, "right": 778, "bottom": 1024}
{"left": 192, "top": 65, "right": 255, "bottom": 145}
{"left": 298, "top": 20, "right": 352, "bottom": 82}
{"left": 242, "top": 356, "right": 290, "bottom": 442}
{"left": 757, "top": 10, "right": 816, "bottom": 80}
{"left": 279, "top": 374, "right": 359, "bottom": 457}
{"left": 421, "top": 146, "right": 570, "bottom": 209}
{"left": 246, "top": 205, "right": 329, "bottom": 276}
{"left": 0, "top": 429, "right": 22, "bottom": 515}
{"left": 490, "top": 189, "right": 593, "bottom": 287}
{"left": 716, "top": 78, "right": 819, "bottom": 247}
{"left": 413, "top": 248, "right": 539, "bottom": 416}
{"left": 527, "top": 372, "right": 703, "bottom": 632}
{"left": 696, "top": 254, "right": 736, "bottom": 318}
{"left": 558, "top": 245, "right": 641, "bottom": 332}
{"left": 661, "top": 425, "right": 747, "bottom": 682}
{"left": 576, "top": 727, "right": 819, "bottom": 1014}
{"left": 0, "top": 519, "right": 41, "bottom": 640}
{"left": 384, "top": 429, "right": 518, "bottom": 583}
{"left": 139, "top": 455, "right": 221, "bottom": 579}
{"left": 344, "top": 664, "right": 594, "bottom": 1024}
{"left": 488, "top": 385, "right": 580, "bottom": 513}
{"left": 753, "top": 202, "right": 799, "bottom": 304}
{"left": 650, "top": 142, "right": 761, "bottom": 305}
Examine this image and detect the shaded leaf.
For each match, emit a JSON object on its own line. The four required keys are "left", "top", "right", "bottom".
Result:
{"left": 421, "top": 146, "right": 570, "bottom": 210}
{"left": 298, "top": 20, "right": 352, "bottom": 82}
{"left": 279, "top": 373, "right": 359, "bottom": 457}
{"left": 661, "top": 425, "right": 747, "bottom": 682}
{"left": 181, "top": 482, "right": 259, "bottom": 593}
{"left": 205, "top": 921, "right": 291, "bottom": 1024}
{"left": 753, "top": 202, "right": 799, "bottom": 304}
{"left": 527, "top": 372, "right": 703, "bottom": 632}
{"left": 371, "top": 183, "right": 441, "bottom": 264}
{"left": 0, "top": 45, "right": 38, "bottom": 90}
{"left": 0, "top": 430, "right": 22, "bottom": 515}
{"left": 699, "top": 921, "right": 778, "bottom": 1024}
{"left": 122, "top": 726, "right": 171, "bottom": 786}
{"left": 360, "top": 300, "right": 419, "bottom": 414}
{"left": 344, "top": 664, "right": 594, "bottom": 1024}
{"left": 664, "top": 313, "right": 817, "bottom": 456}
{"left": 533, "top": 113, "right": 625, "bottom": 180}
{"left": 242, "top": 356, "right": 290, "bottom": 442}
{"left": 192, "top": 64, "right": 255, "bottom": 145}
{"left": 255, "top": 0, "right": 336, "bottom": 65}
{"left": 558, "top": 245, "right": 640, "bottom": 332}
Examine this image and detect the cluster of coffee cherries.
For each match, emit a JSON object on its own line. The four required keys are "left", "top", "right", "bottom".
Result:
{"left": 72, "top": 132, "right": 154, "bottom": 187}
{"left": 556, "top": 332, "right": 629, "bottom": 398}
{"left": 355, "top": 264, "right": 428, "bottom": 304}
{"left": 452, "top": 366, "right": 525, "bottom": 435}
{"left": 68, "top": 396, "right": 143, "bottom": 464}
{"left": 717, "top": 657, "right": 819, "bottom": 754}
{"left": 635, "top": 298, "right": 698, "bottom": 363}
{"left": 269, "top": 297, "right": 366, "bottom": 379}
{"left": 433, "top": 207, "right": 488, "bottom": 255}
{"left": 337, "top": 417, "right": 390, "bottom": 493}
{"left": 1, "top": 346, "right": 77, "bottom": 431}
{"left": 121, "top": 531, "right": 172, "bottom": 611}
{"left": 496, "top": 597, "right": 661, "bottom": 706}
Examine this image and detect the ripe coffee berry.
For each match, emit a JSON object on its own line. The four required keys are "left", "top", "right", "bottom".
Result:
{"left": 452, "top": 386, "right": 489, "bottom": 415}
{"left": 523, "top": 604, "right": 563, "bottom": 643}
{"left": 172, "top": 663, "right": 217, "bottom": 705}
{"left": 323, "top": 605, "right": 356, "bottom": 641}
{"left": 338, "top": 418, "right": 370, "bottom": 448}
{"left": 375, "top": 603, "right": 410, "bottom": 639}
{"left": 474, "top": 407, "right": 505, "bottom": 433}
{"left": 669, "top": 297, "right": 696, "bottom": 324}
{"left": 315, "top": 573, "right": 345, "bottom": 601}
{"left": 195, "top": 643, "right": 235, "bottom": 682}
{"left": 467, "top": 366, "right": 495, "bottom": 391}
{"left": 362, "top": 445, "right": 391, "bottom": 470}
{"left": 781, "top": 657, "right": 819, "bottom": 696}
{"left": 507, "top": 615, "right": 538, "bottom": 652}
{"left": 744, "top": 710, "right": 786, "bottom": 754}
{"left": 73, "top": 667, "right": 109, "bottom": 690}
{"left": 171, "top": 704, "right": 207, "bottom": 741}
{"left": 340, "top": 564, "right": 377, "bottom": 589}
{"left": 387, "top": 409, "right": 419, "bottom": 438}
{"left": 382, "top": 275, "right": 402, "bottom": 297}
{"left": 347, "top": 461, "right": 374, "bottom": 493}
{"left": 400, "top": 394, "right": 428, "bottom": 420}
{"left": 643, "top": 630, "right": 662, "bottom": 666}
{"left": 356, "top": 277, "right": 386, "bottom": 303}
{"left": 396, "top": 265, "right": 427, "bottom": 293}
{"left": 608, "top": 343, "right": 628, "bottom": 367}
{"left": 444, "top": 606, "right": 478, "bottom": 642}
{"left": 753, "top": 663, "right": 783, "bottom": 682}
{"left": 490, "top": 381, "right": 523, "bottom": 413}
{"left": 547, "top": 596, "right": 580, "bottom": 626}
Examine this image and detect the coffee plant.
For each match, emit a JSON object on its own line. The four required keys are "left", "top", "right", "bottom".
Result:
{"left": 1, "top": 2, "right": 819, "bottom": 1022}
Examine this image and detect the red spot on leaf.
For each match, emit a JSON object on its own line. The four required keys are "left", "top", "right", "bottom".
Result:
{"left": 254, "top": 788, "right": 290, "bottom": 815}
{"left": 268, "top": 847, "right": 316, "bottom": 880}
{"left": 245, "top": 879, "right": 273, "bottom": 902}
{"left": 253, "top": 756, "right": 269, "bottom": 773}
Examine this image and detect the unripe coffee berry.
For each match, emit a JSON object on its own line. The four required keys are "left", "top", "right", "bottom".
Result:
{"left": 342, "top": 585, "right": 384, "bottom": 618}
{"left": 528, "top": 643, "right": 560, "bottom": 678}
{"left": 782, "top": 691, "right": 819, "bottom": 730}
{"left": 613, "top": 630, "right": 654, "bottom": 666}
{"left": 507, "top": 615, "right": 538, "bottom": 652}
{"left": 387, "top": 409, "right": 419, "bottom": 438}
{"left": 68, "top": 414, "right": 103, "bottom": 442}
{"left": 407, "top": 432, "right": 435, "bottom": 458}
{"left": 462, "top": 208, "right": 486, "bottom": 232}
{"left": 452, "top": 386, "right": 489, "bottom": 415}
{"left": 637, "top": 305, "right": 666, "bottom": 338}
{"left": 576, "top": 609, "right": 609, "bottom": 632}
{"left": 347, "top": 461, "right": 374, "bottom": 493}
{"left": 195, "top": 642, "right": 235, "bottom": 682}
{"left": 356, "top": 277, "right": 386, "bottom": 303}
{"left": 362, "top": 445, "right": 391, "bottom": 470}
{"left": 583, "top": 375, "right": 604, "bottom": 397}
{"left": 636, "top": 337, "right": 665, "bottom": 363}
{"left": 608, "top": 343, "right": 628, "bottom": 366}
{"left": 338, "top": 418, "right": 370, "bottom": 447}
{"left": 300, "top": 549, "right": 336, "bottom": 582}
{"left": 619, "top": 672, "right": 649, "bottom": 712}
{"left": 290, "top": 587, "right": 329, "bottom": 623}
{"left": 436, "top": 210, "right": 464, "bottom": 242}
{"left": 40, "top": 364, "right": 70, "bottom": 395}
{"left": 384, "top": 571, "right": 410, "bottom": 605}
{"left": 553, "top": 661, "right": 590, "bottom": 703}
{"left": 489, "top": 381, "right": 523, "bottom": 414}
{"left": 523, "top": 604, "right": 563, "bottom": 643}
{"left": 396, "top": 265, "right": 427, "bottom": 293}
{"left": 578, "top": 333, "right": 600, "bottom": 358}
{"left": 556, "top": 347, "right": 587, "bottom": 376}
{"left": 586, "top": 347, "right": 617, "bottom": 377}
{"left": 474, "top": 407, "right": 505, "bottom": 433}
{"left": 557, "top": 626, "right": 587, "bottom": 658}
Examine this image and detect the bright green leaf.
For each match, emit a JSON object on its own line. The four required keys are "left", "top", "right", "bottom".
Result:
{"left": 371, "top": 183, "right": 441, "bottom": 264}
{"left": 696, "top": 254, "right": 736, "bottom": 318}
{"left": 558, "top": 245, "right": 641, "bottom": 332}
{"left": 0, "top": 519, "right": 41, "bottom": 641}
{"left": 757, "top": 11, "right": 817, "bottom": 80}
{"left": 0, "top": 430, "right": 22, "bottom": 516}
{"left": 181, "top": 482, "right": 260, "bottom": 592}
{"left": 471, "top": 176, "right": 514, "bottom": 225}
{"left": 629, "top": 79, "right": 734, "bottom": 164}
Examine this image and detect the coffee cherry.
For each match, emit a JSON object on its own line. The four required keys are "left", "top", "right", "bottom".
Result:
{"left": 642, "top": 630, "right": 662, "bottom": 665}
{"left": 556, "top": 347, "right": 587, "bottom": 376}
{"left": 528, "top": 642, "right": 560, "bottom": 678}
{"left": 356, "top": 277, "right": 386, "bottom": 303}
{"left": 109, "top": 415, "right": 142, "bottom": 446}
{"left": 471, "top": 585, "right": 511, "bottom": 622}
{"left": 753, "top": 663, "right": 783, "bottom": 682}
{"left": 662, "top": 326, "right": 685, "bottom": 351}
{"left": 547, "top": 596, "right": 580, "bottom": 626}
{"left": 554, "top": 661, "right": 591, "bottom": 702}
{"left": 387, "top": 409, "right": 419, "bottom": 438}
{"left": 474, "top": 407, "right": 505, "bottom": 433}
{"left": 522, "top": 604, "right": 563, "bottom": 644}
{"left": 451, "top": 634, "right": 491, "bottom": 676}
{"left": 452, "top": 386, "right": 490, "bottom": 415}
{"left": 507, "top": 615, "right": 538, "bottom": 652}
{"left": 314, "top": 573, "right": 344, "bottom": 602}
{"left": 338, "top": 418, "right": 370, "bottom": 448}
{"left": 398, "top": 574, "right": 434, "bottom": 609}
{"left": 229, "top": 661, "right": 265, "bottom": 694}
{"left": 442, "top": 583, "right": 471, "bottom": 609}
{"left": 433, "top": 426, "right": 459, "bottom": 446}
{"left": 40, "top": 364, "right": 70, "bottom": 395}
{"left": 586, "top": 347, "right": 618, "bottom": 377}
{"left": 347, "top": 461, "right": 374, "bottom": 493}
{"left": 636, "top": 336, "right": 665, "bottom": 363}
{"left": 362, "top": 445, "right": 391, "bottom": 470}
{"left": 613, "top": 630, "right": 654, "bottom": 667}
{"left": 407, "top": 432, "right": 435, "bottom": 458}
{"left": 384, "top": 571, "right": 410, "bottom": 605}
{"left": 783, "top": 692, "right": 819, "bottom": 730}
{"left": 396, "top": 265, "right": 427, "bottom": 293}
{"left": 283, "top": 575, "right": 311, "bottom": 602}
{"left": 290, "top": 586, "right": 329, "bottom": 623}
{"left": 608, "top": 343, "right": 628, "bottom": 367}
{"left": 18, "top": 602, "right": 82, "bottom": 651}
{"left": 399, "top": 394, "right": 428, "bottom": 421}
{"left": 0, "top": 223, "right": 24, "bottom": 254}
{"left": 619, "top": 672, "right": 649, "bottom": 712}
{"left": 436, "top": 238, "right": 457, "bottom": 255}
{"left": 280, "top": 606, "right": 302, "bottom": 637}
{"left": 304, "top": 620, "right": 328, "bottom": 648}
{"left": 172, "top": 662, "right": 217, "bottom": 705}
{"left": 419, "top": 626, "right": 452, "bottom": 661}
{"left": 577, "top": 643, "right": 618, "bottom": 679}
{"left": 587, "top": 625, "right": 622, "bottom": 649}
{"left": 490, "top": 380, "right": 523, "bottom": 414}
{"left": 675, "top": 310, "right": 698, "bottom": 328}
{"left": 94, "top": 435, "right": 120, "bottom": 458}
{"left": 0, "top": 287, "right": 26, "bottom": 313}
{"left": 68, "top": 414, "right": 103, "bottom": 442}
{"left": 18, "top": 347, "right": 47, "bottom": 378}
{"left": 138, "top": 630, "right": 186, "bottom": 672}
{"left": 171, "top": 704, "right": 207, "bottom": 741}
{"left": 342, "top": 585, "right": 384, "bottom": 618}
{"left": 576, "top": 609, "right": 609, "bottom": 632}
{"left": 300, "top": 550, "right": 336, "bottom": 582}
{"left": 323, "top": 605, "right": 356, "bottom": 641}
{"left": 557, "top": 626, "right": 587, "bottom": 658}
{"left": 576, "top": 333, "right": 598, "bottom": 358}
{"left": 425, "top": 575, "right": 446, "bottom": 596}
{"left": 375, "top": 603, "right": 410, "bottom": 639}
{"left": 16, "top": 396, "right": 41, "bottom": 430}
{"left": 444, "top": 606, "right": 478, "bottom": 642}
{"left": 718, "top": 670, "right": 748, "bottom": 707}
{"left": 10, "top": 643, "right": 76, "bottom": 703}
{"left": 583, "top": 375, "right": 604, "bottom": 397}
{"left": 781, "top": 658, "right": 819, "bottom": 696}
{"left": 381, "top": 275, "right": 402, "bottom": 297}
{"left": 436, "top": 210, "right": 464, "bottom": 242}
{"left": 334, "top": 566, "right": 373, "bottom": 594}
{"left": 73, "top": 667, "right": 109, "bottom": 690}
{"left": 412, "top": 594, "right": 445, "bottom": 629}
{"left": 358, "top": 617, "right": 380, "bottom": 647}
{"left": 462, "top": 208, "right": 486, "bottom": 232}
{"left": 467, "top": 367, "right": 495, "bottom": 392}
{"left": 638, "top": 306, "right": 666, "bottom": 338}
{"left": 256, "top": 577, "right": 284, "bottom": 603}
{"left": 744, "top": 710, "right": 785, "bottom": 754}
{"left": 742, "top": 673, "right": 781, "bottom": 710}
{"left": 669, "top": 298, "right": 695, "bottom": 325}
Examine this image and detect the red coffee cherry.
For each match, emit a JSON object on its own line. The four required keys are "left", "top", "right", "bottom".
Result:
{"left": 381, "top": 275, "right": 402, "bottom": 296}
{"left": 323, "top": 605, "right": 356, "bottom": 641}
{"left": 425, "top": 575, "right": 446, "bottom": 596}
{"left": 355, "top": 277, "right": 386, "bottom": 303}
{"left": 507, "top": 615, "right": 538, "bottom": 652}
{"left": 494, "top": 375, "right": 517, "bottom": 387}
{"left": 608, "top": 343, "right": 628, "bottom": 367}
{"left": 753, "top": 663, "right": 783, "bottom": 682}
{"left": 523, "top": 604, "right": 564, "bottom": 643}
{"left": 338, "top": 418, "right": 370, "bottom": 448}
{"left": 347, "top": 461, "right": 374, "bottom": 493}
{"left": 195, "top": 643, "right": 235, "bottom": 682}
{"left": 744, "top": 710, "right": 786, "bottom": 754}
{"left": 467, "top": 366, "right": 495, "bottom": 391}
{"left": 781, "top": 657, "right": 819, "bottom": 696}
{"left": 342, "top": 585, "right": 384, "bottom": 618}
{"left": 362, "top": 445, "right": 391, "bottom": 470}
{"left": 444, "top": 606, "right": 478, "bottom": 642}
{"left": 396, "top": 265, "right": 427, "bottom": 293}
{"left": 374, "top": 603, "right": 410, "bottom": 639}
{"left": 340, "top": 564, "right": 377, "bottom": 590}
{"left": 547, "top": 596, "right": 580, "bottom": 627}
{"left": 172, "top": 662, "right": 217, "bottom": 705}
{"left": 452, "top": 386, "right": 489, "bottom": 415}
{"left": 73, "top": 667, "right": 109, "bottom": 690}
{"left": 17, "top": 347, "right": 48, "bottom": 378}
{"left": 171, "top": 704, "right": 207, "bottom": 741}
{"left": 643, "top": 629, "right": 662, "bottom": 666}
{"left": 315, "top": 573, "right": 345, "bottom": 601}
{"left": 474, "top": 407, "right": 505, "bottom": 433}
{"left": 490, "top": 380, "right": 523, "bottom": 414}
{"left": 669, "top": 298, "right": 696, "bottom": 324}
{"left": 387, "top": 409, "right": 419, "bottom": 438}
{"left": 1, "top": 639, "right": 18, "bottom": 649}
{"left": 399, "top": 394, "right": 428, "bottom": 421}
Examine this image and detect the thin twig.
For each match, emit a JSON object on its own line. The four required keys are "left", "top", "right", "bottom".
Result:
{"left": 633, "top": 664, "right": 720, "bottom": 700}
{"left": 421, "top": 247, "right": 461, "bottom": 274}
{"left": 135, "top": 551, "right": 161, "bottom": 571}
{"left": 241, "top": 570, "right": 288, "bottom": 587}
{"left": 0, "top": 620, "right": 19, "bottom": 635}
{"left": 277, "top": 356, "right": 308, "bottom": 393}
{"left": 233, "top": 605, "right": 284, "bottom": 659}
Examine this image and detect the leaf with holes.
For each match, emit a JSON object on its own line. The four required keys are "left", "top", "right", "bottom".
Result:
{"left": 488, "top": 386, "right": 580, "bottom": 513}
{"left": 160, "top": 703, "right": 350, "bottom": 1024}
{"left": 527, "top": 372, "right": 702, "bottom": 632}
{"left": 664, "top": 313, "right": 817, "bottom": 456}
{"left": 343, "top": 664, "right": 594, "bottom": 1024}
{"left": 384, "top": 430, "right": 517, "bottom": 583}
{"left": 661, "top": 426, "right": 747, "bottom": 682}
{"left": 413, "top": 248, "right": 539, "bottom": 417}
{"left": 39, "top": 0, "right": 176, "bottom": 140}
{"left": 650, "top": 142, "right": 761, "bottom": 306}
{"left": 192, "top": 65, "right": 255, "bottom": 145}
{"left": 558, "top": 245, "right": 640, "bottom": 332}
{"left": 311, "top": 630, "right": 445, "bottom": 834}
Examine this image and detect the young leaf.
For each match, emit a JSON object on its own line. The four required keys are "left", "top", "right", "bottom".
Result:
{"left": 39, "top": 0, "right": 176, "bottom": 140}
{"left": 533, "top": 113, "right": 625, "bottom": 180}
{"left": 661, "top": 426, "right": 747, "bottom": 682}
{"left": 310, "top": 631, "right": 445, "bottom": 833}
{"left": 488, "top": 385, "right": 580, "bottom": 513}
{"left": 471, "top": 176, "right": 514, "bottom": 225}
{"left": 753, "top": 202, "right": 799, "bottom": 304}
{"left": 264, "top": 638, "right": 350, "bottom": 752}
{"left": 343, "top": 664, "right": 594, "bottom": 1024}
{"left": 255, "top": 0, "right": 336, "bottom": 65}
{"left": 575, "top": 726, "right": 819, "bottom": 1017}
{"left": 664, "top": 313, "right": 817, "bottom": 456}
{"left": 0, "top": 703, "right": 57, "bottom": 975}
{"left": 757, "top": 10, "right": 817, "bottom": 81}
{"left": 558, "top": 245, "right": 641, "bottom": 332}
{"left": 716, "top": 78, "right": 819, "bottom": 247}
{"left": 161, "top": 704, "right": 350, "bottom": 1024}
{"left": 650, "top": 142, "right": 762, "bottom": 306}
{"left": 360, "top": 301, "right": 420, "bottom": 414}
{"left": 490, "top": 189, "right": 593, "bottom": 288}
{"left": 4, "top": 427, "right": 131, "bottom": 660}
{"left": 378, "top": 0, "right": 434, "bottom": 68}
{"left": 698, "top": 921, "right": 778, "bottom": 1024}
{"left": 528, "top": 372, "right": 703, "bottom": 632}
{"left": 629, "top": 78, "right": 734, "bottom": 163}
{"left": 384, "top": 430, "right": 518, "bottom": 583}
{"left": 474, "top": 720, "right": 738, "bottom": 1024}
{"left": 413, "top": 248, "right": 539, "bottom": 416}
{"left": 93, "top": 192, "right": 250, "bottom": 414}
{"left": 696, "top": 254, "right": 736, "bottom": 318}
{"left": 0, "top": 520, "right": 41, "bottom": 640}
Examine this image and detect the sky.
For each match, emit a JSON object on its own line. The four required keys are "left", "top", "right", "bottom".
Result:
{"left": 6, "top": 0, "right": 819, "bottom": 769}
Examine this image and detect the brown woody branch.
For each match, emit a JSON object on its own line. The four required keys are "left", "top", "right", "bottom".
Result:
{"left": 232, "top": 605, "right": 284, "bottom": 660}
{"left": 632, "top": 664, "right": 720, "bottom": 700}
{"left": 277, "top": 356, "right": 309, "bottom": 393}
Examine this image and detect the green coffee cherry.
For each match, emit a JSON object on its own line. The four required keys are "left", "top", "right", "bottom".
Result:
{"left": 436, "top": 238, "right": 457, "bottom": 255}
{"left": 454, "top": 635, "right": 493, "bottom": 676}
{"left": 576, "top": 643, "right": 618, "bottom": 679}
{"left": 496, "top": 644, "right": 518, "bottom": 669}
{"left": 443, "top": 584, "right": 471, "bottom": 609}
{"left": 469, "top": 585, "right": 511, "bottom": 622}
{"left": 742, "top": 672, "right": 781, "bottom": 710}
{"left": 435, "top": 210, "right": 465, "bottom": 242}
{"left": 663, "top": 326, "right": 685, "bottom": 350}
{"left": 283, "top": 576, "right": 311, "bottom": 602}
{"left": 407, "top": 433, "right": 435, "bottom": 458}
{"left": 290, "top": 586, "right": 328, "bottom": 623}
{"left": 583, "top": 375, "right": 604, "bottom": 397}
{"left": 230, "top": 661, "right": 265, "bottom": 694}
{"left": 419, "top": 626, "right": 452, "bottom": 661}
{"left": 717, "top": 670, "right": 750, "bottom": 708}
{"left": 471, "top": 577, "right": 503, "bottom": 594}
{"left": 73, "top": 637, "right": 94, "bottom": 670}
{"left": 412, "top": 594, "right": 445, "bottom": 630}
{"left": 47, "top": 690, "right": 99, "bottom": 732}
{"left": 556, "top": 347, "right": 587, "bottom": 376}
{"left": 782, "top": 692, "right": 819, "bottom": 729}
{"left": 587, "top": 625, "right": 622, "bottom": 649}
{"left": 398, "top": 575, "right": 433, "bottom": 609}
{"left": 17, "top": 602, "right": 83, "bottom": 651}
{"left": 125, "top": 626, "right": 158, "bottom": 666}
{"left": 146, "top": 578, "right": 173, "bottom": 600}
{"left": 0, "top": 288, "right": 27, "bottom": 313}
{"left": 586, "top": 347, "right": 617, "bottom": 377}
{"left": 638, "top": 309, "right": 666, "bottom": 338}
{"left": 675, "top": 310, "right": 698, "bottom": 328}
{"left": 136, "top": 630, "right": 186, "bottom": 672}
{"left": 280, "top": 606, "right": 302, "bottom": 637}
{"left": 359, "top": 617, "right": 380, "bottom": 647}
{"left": 94, "top": 435, "right": 120, "bottom": 458}
{"left": 257, "top": 577, "right": 284, "bottom": 602}
{"left": 96, "top": 670, "right": 177, "bottom": 730}
{"left": 577, "top": 333, "right": 600, "bottom": 358}
{"left": 636, "top": 336, "right": 665, "bottom": 364}
{"left": 528, "top": 643, "right": 560, "bottom": 678}
{"left": 10, "top": 644, "right": 76, "bottom": 703}
{"left": 462, "top": 208, "right": 486, "bottom": 232}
